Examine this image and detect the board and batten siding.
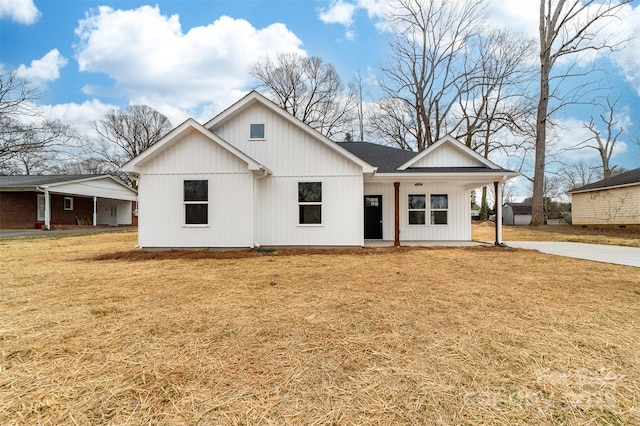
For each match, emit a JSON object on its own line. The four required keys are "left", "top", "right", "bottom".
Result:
{"left": 409, "top": 144, "right": 482, "bottom": 168}
{"left": 571, "top": 186, "right": 640, "bottom": 225}
{"left": 137, "top": 130, "right": 255, "bottom": 248}
{"left": 256, "top": 175, "right": 364, "bottom": 246}
{"left": 364, "top": 182, "right": 472, "bottom": 241}
{"left": 210, "top": 103, "right": 363, "bottom": 177}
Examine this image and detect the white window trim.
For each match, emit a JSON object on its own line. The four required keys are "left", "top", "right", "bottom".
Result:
{"left": 183, "top": 180, "right": 209, "bottom": 226}
{"left": 298, "top": 181, "right": 322, "bottom": 226}
{"left": 408, "top": 194, "right": 426, "bottom": 226}
{"left": 429, "top": 194, "right": 449, "bottom": 226}
{"left": 64, "top": 197, "right": 74, "bottom": 211}
{"left": 249, "top": 123, "right": 266, "bottom": 141}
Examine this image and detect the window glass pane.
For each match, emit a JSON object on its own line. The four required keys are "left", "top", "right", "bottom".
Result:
{"left": 365, "top": 196, "right": 379, "bottom": 207}
{"left": 299, "top": 205, "right": 321, "bottom": 224}
{"left": 184, "top": 180, "right": 208, "bottom": 201}
{"left": 408, "top": 194, "right": 426, "bottom": 209}
{"left": 185, "top": 204, "right": 208, "bottom": 224}
{"left": 431, "top": 194, "right": 448, "bottom": 209}
{"left": 37, "top": 194, "right": 45, "bottom": 221}
{"left": 250, "top": 123, "right": 265, "bottom": 139}
{"left": 299, "top": 182, "right": 322, "bottom": 202}
{"left": 431, "top": 210, "right": 448, "bottom": 225}
{"left": 409, "top": 210, "right": 426, "bottom": 225}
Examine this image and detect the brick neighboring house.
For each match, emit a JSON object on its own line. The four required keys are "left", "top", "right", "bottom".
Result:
{"left": 0, "top": 175, "right": 138, "bottom": 229}
{"left": 568, "top": 168, "right": 640, "bottom": 229}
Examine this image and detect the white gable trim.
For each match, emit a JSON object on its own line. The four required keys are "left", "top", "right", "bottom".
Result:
{"left": 204, "top": 91, "right": 376, "bottom": 174}
{"left": 121, "top": 118, "right": 269, "bottom": 175}
{"left": 398, "top": 135, "right": 501, "bottom": 170}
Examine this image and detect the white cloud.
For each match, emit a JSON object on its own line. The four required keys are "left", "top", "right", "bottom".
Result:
{"left": 38, "top": 99, "right": 118, "bottom": 135}
{"left": 73, "top": 5, "right": 306, "bottom": 114}
{"left": 319, "top": 0, "right": 358, "bottom": 26}
{"left": 0, "top": 0, "right": 40, "bottom": 24}
{"left": 15, "top": 49, "right": 68, "bottom": 84}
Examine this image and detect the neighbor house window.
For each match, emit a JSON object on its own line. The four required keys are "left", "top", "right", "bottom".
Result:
{"left": 430, "top": 194, "right": 448, "bottom": 225}
{"left": 408, "top": 194, "right": 426, "bottom": 225}
{"left": 64, "top": 197, "right": 74, "bottom": 211}
{"left": 37, "top": 194, "right": 45, "bottom": 221}
{"left": 184, "top": 180, "right": 208, "bottom": 225}
{"left": 298, "top": 182, "right": 322, "bottom": 225}
{"left": 249, "top": 123, "right": 265, "bottom": 139}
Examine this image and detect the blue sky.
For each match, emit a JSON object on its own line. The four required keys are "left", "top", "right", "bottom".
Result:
{"left": 1, "top": 0, "right": 639, "bottom": 196}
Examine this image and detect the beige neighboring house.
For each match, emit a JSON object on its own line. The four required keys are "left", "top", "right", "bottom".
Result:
{"left": 568, "top": 168, "right": 640, "bottom": 229}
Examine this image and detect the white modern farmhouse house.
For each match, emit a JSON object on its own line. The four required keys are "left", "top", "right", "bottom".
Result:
{"left": 121, "top": 91, "right": 517, "bottom": 249}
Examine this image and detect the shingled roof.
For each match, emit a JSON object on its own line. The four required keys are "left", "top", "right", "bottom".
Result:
{"left": 337, "top": 141, "right": 513, "bottom": 174}
{"left": 0, "top": 175, "right": 101, "bottom": 188}
{"left": 568, "top": 168, "right": 640, "bottom": 193}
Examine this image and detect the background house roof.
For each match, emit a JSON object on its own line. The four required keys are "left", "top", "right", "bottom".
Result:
{"left": 504, "top": 203, "right": 532, "bottom": 215}
{"left": 569, "top": 167, "right": 640, "bottom": 193}
{"left": 0, "top": 175, "right": 106, "bottom": 188}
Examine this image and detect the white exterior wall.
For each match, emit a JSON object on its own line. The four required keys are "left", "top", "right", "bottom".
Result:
{"left": 410, "top": 144, "right": 482, "bottom": 168}
{"left": 96, "top": 199, "right": 133, "bottom": 225}
{"left": 364, "top": 182, "right": 471, "bottom": 241}
{"left": 256, "top": 175, "right": 364, "bottom": 246}
{"left": 136, "top": 130, "right": 255, "bottom": 248}
{"left": 212, "top": 102, "right": 366, "bottom": 247}
{"left": 210, "top": 104, "right": 361, "bottom": 176}
{"left": 572, "top": 186, "right": 640, "bottom": 225}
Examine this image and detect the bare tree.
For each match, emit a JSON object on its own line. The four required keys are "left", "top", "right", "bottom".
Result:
{"left": 531, "top": 0, "right": 632, "bottom": 225}
{"left": 375, "top": 0, "right": 487, "bottom": 151}
{"left": 564, "top": 96, "right": 625, "bottom": 179}
{"left": 249, "top": 53, "right": 357, "bottom": 138}
{"left": 94, "top": 105, "right": 172, "bottom": 168}
{"left": 0, "top": 72, "right": 78, "bottom": 173}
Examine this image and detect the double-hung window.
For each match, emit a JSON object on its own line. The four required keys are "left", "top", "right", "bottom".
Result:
{"left": 64, "top": 197, "right": 74, "bottom": 211}
{"left": 184, "top": 180, "right": 208, "bottom": 225}
{"left": 408, "top": 194, "right": 426, "bottom": 225}
{"left": 298, "top": 182, "right": 322, "bottom": 225}
{"left": 430, "top": 194, "right": 448, "bottom": 225}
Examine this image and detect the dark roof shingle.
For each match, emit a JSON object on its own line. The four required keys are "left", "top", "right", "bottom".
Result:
{"left": 569, "top": 168, "right": 640, "bottom": 193}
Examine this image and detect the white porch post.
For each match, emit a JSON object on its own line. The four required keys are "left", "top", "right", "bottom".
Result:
{"left": 93, "top": 197, "right": 98, "bottom": 226}
{"left": 495, "top": 181, "right": 504, "bottom": 246}
{"left": 44, "top": 189, "right": 51, "bottom": 230}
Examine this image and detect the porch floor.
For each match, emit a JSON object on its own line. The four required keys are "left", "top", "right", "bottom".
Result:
{"left": 364, "top": 240, "right": 492, "bottom": 247}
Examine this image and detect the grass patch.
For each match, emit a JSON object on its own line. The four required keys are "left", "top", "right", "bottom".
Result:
{"left": 0, "top": 232, "right": 639, "bottom": 424}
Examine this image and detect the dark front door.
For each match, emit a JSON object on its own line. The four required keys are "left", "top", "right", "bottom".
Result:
{"left": 364, "top": 195, "right": 383, "bottom": 239}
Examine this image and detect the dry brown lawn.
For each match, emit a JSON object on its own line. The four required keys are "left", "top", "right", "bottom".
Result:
{"left": 1, "top": 230, "right": 639, "bottom": 425}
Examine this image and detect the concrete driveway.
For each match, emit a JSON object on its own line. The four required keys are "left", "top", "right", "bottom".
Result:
{"left": 505, "top": 241, "right": 640, "bottom": 268}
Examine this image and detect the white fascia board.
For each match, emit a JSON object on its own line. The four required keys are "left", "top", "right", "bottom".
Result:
{"left": 367, "top": 170, "right": 519, "bottom": 183}
{"left": 204, "top": 91, "right": 376, "bottom": 174}
{"left": 398, "top": 135, "right": 501, "bottom": 170}
{"left": 47, "top": 175, "right": 137, "bottom": 195}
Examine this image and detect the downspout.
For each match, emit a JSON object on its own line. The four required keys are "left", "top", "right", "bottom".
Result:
{"left": 394, "top": 182, "right": 400, "bottom": 247}
{"left": 494, "top": 178, "right": 506, "bottom": 246}
{"left": 43, "top": 188, "right": 50, "bottom": 230}
{"left": 93, "top": 197, "right": 97, "bottom": 226}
